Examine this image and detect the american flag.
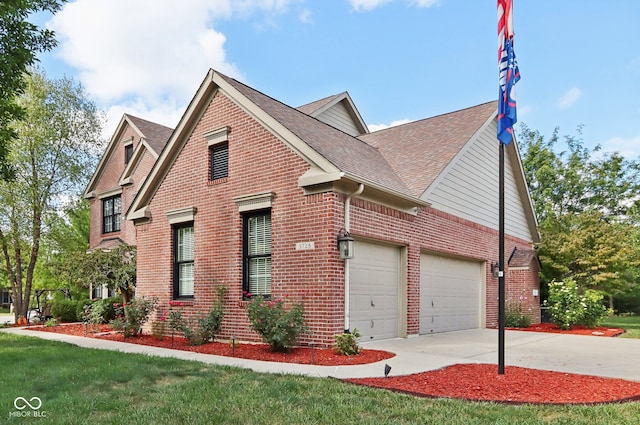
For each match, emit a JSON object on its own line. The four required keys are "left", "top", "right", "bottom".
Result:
{"left": 497, "top": 0, "right": 520, "bottom": 145}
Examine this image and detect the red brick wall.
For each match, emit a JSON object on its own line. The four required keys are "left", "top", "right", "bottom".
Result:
{"left": 134, "top": 90, "right": 540, "bottom": 347}
{"left": 88, "top": 125, "right": 155, "bottom": 249}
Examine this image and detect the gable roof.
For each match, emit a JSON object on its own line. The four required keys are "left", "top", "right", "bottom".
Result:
{"left": 125, "top": 114, "right": 174, "bottom": 155}
{"left": 127, "top": 69, "right": 426, "bottom": 221}
{"left": 84, "top": 114, "right": 173, "bottom": 198}
{"left": 359, "top": 102, "right": 498, "bottom": 198}
{"left": 297, "top": 91, "right": 369, "bottom": 136}
{"left": 125, "top": 68, "right": 538, "bottom": 243}
{"left": 219, "top": 73, "right": 409, "bottom": 195}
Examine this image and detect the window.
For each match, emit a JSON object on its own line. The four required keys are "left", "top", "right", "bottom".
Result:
{"left": 209, "top": 142, "right": 228, "bottom": 181}
{"left": 124, "top": 144, "right": 134, "bottom": 164}
{"left": 243, "top": 212, "right": 272, "bottom": 297}
{"left": 173, "top": 223, "right": 194, "bottom": 299}
{"left": 102, "top": 195, "right": 121, "bottom": 233}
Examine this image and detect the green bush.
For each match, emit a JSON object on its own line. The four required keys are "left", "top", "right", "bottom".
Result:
{"left": 246, "top": 295, "right": 308, "bottom": 352}
{"left": 111, "top": 297, "right": 158, "bottom": 337}
{"left": 83, "top": 297, "right": 123, "bottom": 325}
{"left": 547, "top": 278, "right": 611, "bottom": 329}
{"left": 580, "top": 290, "right": 611, "bottom": 328}
{"left": 505, "top": 299, "right": 532, "bottom": 328}
{"left": 51, "top": 300, "right": 85, "bottom": 322}
{"left": 334, "top": 328, "right": 361, "bottom": 355}
{"left": 166, "top": 286, "right": 227, "bottom": 346}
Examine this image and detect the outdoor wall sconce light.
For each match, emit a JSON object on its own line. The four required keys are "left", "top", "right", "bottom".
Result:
{"left": 491, "top": 262, "right": 500, "bottom": 278}
{"left": 337, "top": 229, "right": 355, "bottom": 259}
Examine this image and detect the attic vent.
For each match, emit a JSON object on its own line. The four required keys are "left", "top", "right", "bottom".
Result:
{"left": 234, "top": 192, "right": 275, "bottom": 213}
{"left": 204, "top": 126, "right": 230, "bottom": 146}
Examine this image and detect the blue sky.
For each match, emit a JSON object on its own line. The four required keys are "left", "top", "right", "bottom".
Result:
{"left": 36, "top": 0, "right": 640, "bottom": 157}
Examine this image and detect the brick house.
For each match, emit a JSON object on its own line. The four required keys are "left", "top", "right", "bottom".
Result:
{"left": 83, "top": 114, "right": 173, "bottom": 298}
{"left": 88, "top": 68, "right": 539, "bottom": 347}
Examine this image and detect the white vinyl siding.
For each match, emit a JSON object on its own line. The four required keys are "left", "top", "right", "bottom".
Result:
{"left": 423, "top": 121, "right": 533, "bottom": 242}
{"left": 315, "top": 102, "right": 361, "bottom": 137}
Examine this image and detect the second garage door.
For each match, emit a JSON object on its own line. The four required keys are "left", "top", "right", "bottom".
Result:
{"left": 420, "top": 254, "right": 483, "bottom": 334}
{"left": 349, "top": 241, "right": 400, "bottom": 341}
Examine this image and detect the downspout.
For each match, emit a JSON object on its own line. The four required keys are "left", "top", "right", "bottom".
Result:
{"left": 344, "top": 183, "right": 364, "bottom": 333}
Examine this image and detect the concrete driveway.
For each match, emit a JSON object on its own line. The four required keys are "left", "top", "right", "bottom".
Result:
{"left": 362, "top": 328, "right": 640, "bottom": 381}
{"left": 2, "top": 326, "right": 638, "bottom": 381}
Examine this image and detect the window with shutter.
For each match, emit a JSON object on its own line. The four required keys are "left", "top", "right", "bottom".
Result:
{"left": 209, "top": 142, "right": 228, "bottom": 181}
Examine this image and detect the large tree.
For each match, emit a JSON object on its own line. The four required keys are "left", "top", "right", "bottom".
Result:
{"left": 0, "top": 0, "right": 66, "bottom": 179}
{"left": 518, "top": 125, "right": 640, "bottom": 308}
{"left": 35, "top": 198, "right": 91, "bottom": 299}
{"left": 0, "top": 70, "right": 104, "bottom": 321}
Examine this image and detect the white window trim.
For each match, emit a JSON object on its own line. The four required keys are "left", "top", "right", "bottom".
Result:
{"left": 166, "top": 207, "right": 197, "bottom": 225}
{"left": 233, "top": 192, "right": 275, "bottom": 213}
{"left": 204, "top": 126, "right": 230, "bottom": 146}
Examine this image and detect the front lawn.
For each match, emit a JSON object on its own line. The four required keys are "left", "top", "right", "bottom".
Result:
{"left": 601, "top": 315, "right": 640, "bottom": 339}
{"left": 1, "top": 333, "right": 639, "bottom": 424}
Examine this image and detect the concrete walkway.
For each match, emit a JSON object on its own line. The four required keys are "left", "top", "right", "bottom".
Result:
{"left": 2, "top": 327, "right": 639, "bottom": 381}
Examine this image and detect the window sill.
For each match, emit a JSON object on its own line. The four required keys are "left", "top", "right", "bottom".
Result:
{"left": 207, "top": 177, "right": 228, "bottom": 186}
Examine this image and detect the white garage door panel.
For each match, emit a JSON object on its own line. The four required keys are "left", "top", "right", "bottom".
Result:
{"left": 349, "top": 241, "right": 399, "bottom": 341}
{"left": 420, "top": 254, "right": 482, "bottom": 334}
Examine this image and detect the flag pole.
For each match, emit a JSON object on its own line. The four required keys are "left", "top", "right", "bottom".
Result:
{"left": 498, "top": 140, "right": 506, "bottom": 375}
{"left": 497, "top": 0, "right": 519, "bottom": 375}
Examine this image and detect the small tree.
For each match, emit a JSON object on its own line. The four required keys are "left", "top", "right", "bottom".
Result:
{"left": 82, "top": 244, "right": 136, "bottom": 304}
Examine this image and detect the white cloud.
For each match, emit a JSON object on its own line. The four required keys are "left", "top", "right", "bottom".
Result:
{"left": 349, "top": 0, "right": 394, "bottom": 11}
{"left": 556, "top": 87, "right": 582, "bottom": 109}
{"left": 298, "top": 8, "right": 313, "bottom": 23}
{"left": 47, "top": 0, "right": 299, "bottom": 137}
{"left": 601, "top": 136, "right": 640, "bottom": 159}
{"left": 349, "top": 0, "right": 439, "bottom": 11}
{"left": 368, "top": 118, "right": 411, "bottom": 132}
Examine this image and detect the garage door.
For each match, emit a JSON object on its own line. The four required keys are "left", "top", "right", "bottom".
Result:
{"left": 420, "top": 254, "right": 482, "bottom": 334}
{"left": 349, "top": 241, "right": 400, "bottom": 341}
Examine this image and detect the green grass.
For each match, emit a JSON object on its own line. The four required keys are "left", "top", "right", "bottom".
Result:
{"left": 1, "top": 334, "right": 639, "bottom": 424}
{"left": 601, "top": 315, "right": 640, "bottom": 339}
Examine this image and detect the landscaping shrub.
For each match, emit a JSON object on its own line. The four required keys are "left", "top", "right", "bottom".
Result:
{"left": 246, "top": 295, "right": 308, "bottom": 352}
{"left": 334, "top": 328, "right": 361, "bottom": 355}
{"left": 547, "top": 278, "right": 611, "bottom": 329}
{"left": 51, "top": 300, "right": 85, "bottom": 322}
{"left": 166, "top": 286, "right": 227, "bottom": 346}
{"left": 505, "top": 297, "right": 532, "bottom": 328}
{"left": 579, "top": 289, "right": 611, "bottom": 328}
{"left": 111, "top": 297, "right": 158, "bottom": 337}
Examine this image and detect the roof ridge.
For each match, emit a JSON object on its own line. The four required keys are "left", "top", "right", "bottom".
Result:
{"left": 366, "top": 100, "right": 497, "bottom": 135}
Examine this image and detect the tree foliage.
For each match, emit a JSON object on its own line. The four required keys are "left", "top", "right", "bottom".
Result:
{"left": 0, "top": 70, "right": 104, "bottom": 321}
{"left": 35, "top": 198, "right": 90, "bottom": 298}
{"left": 518, "top": 125, "right": 640, "bottom": 308}
{"left": 80, "top": 244, "right": 137, "bottom": 304}
{"left": 0, "top": 0, "right": 66, "bottom": 178}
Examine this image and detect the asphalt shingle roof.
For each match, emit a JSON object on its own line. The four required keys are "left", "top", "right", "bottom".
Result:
{"left": 126, "top": 114, "right": 173, "bottom": 155}
{"left": 358, "top": 101, "right": 498, "bottom": 198}
{"left": 220, "top": 74, "right": 412, "bottom": 195}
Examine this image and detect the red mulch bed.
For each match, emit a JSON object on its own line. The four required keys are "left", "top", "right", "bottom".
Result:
{"left": 347, "top": 364, "right": 640, "bottom": 405}
{"left": 29, "top": 323, "right": 394, "bottom": 366}
{"left": 509, "top": 322, "right": 625, "bottom": 337}
{"left": 28, "top": 322, "right": 640, "bottom": 404}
